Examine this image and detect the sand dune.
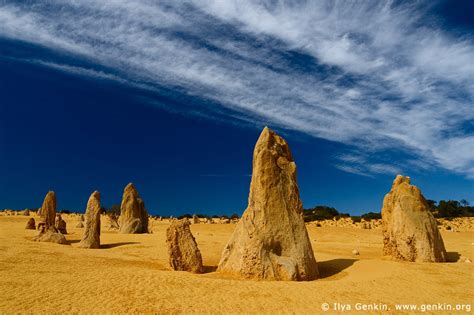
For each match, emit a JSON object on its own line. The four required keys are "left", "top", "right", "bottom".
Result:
{"left": 0, "top": 214, "right": 472, "bottom": 314}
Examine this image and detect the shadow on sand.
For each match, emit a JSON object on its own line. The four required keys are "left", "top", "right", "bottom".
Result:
{"left": 446, "top": 251, "right": 461, "bottom": 263}
{"left": 318, "top": 258, "right": 358, "bottom": 279}
{"left": 202, "top": 265, "right": 218, "bottom": 273}
{"left": 65, "top": 239, "right": 81, "bottom": 245}
{"left": 101, "top": 242, "right": 140, "bottom": 249}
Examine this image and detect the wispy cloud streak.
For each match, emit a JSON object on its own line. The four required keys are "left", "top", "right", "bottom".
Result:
{"left": 0, "top": 0, "right": 473, "bottom": 177}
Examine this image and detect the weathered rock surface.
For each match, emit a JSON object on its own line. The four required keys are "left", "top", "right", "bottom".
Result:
{"left": 218, "top": 127, "right": 319, "bottom": 281}
{"left": 78, "top": 191, "right": 101, "bottom": 249}
{"left": 382, "top": 175, "right": 447, "bottom": 262}
{"left": 34, "top": 229, "right": 67, "bottom": 244}
{"left": 55, "top": 214, "right": 67, "bottom": 234}
{"left": 166, "top": 218, "right": 203, "bottom": 273}
{"left": 107, "top": 213, "right": 120, "bottom": 230}
{"left": 119, "top": 183, "right": 148, "bottom": 234}
{"left": 33, "top": 191, "right": 66, "bottom": 244}
{"left": 25, "top": 218, "right": 36, "bottom": 230}
{"left": 37, "top": 191, "right": 56, "bottom": 230}
{"left": 76, "top": 222, "right": 84, "bottom": 228}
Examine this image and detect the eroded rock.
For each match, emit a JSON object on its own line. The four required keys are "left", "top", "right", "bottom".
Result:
{"left": 166, "top": 218, "right": 203, "bottom": 273}
{"left": 217, "top": 127, "right": 319, "bottom": 280}
{"left": 382, "top": 175, "right": 447, "bottom": 262}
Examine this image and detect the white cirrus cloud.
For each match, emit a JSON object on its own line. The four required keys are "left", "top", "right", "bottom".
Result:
{"left": 0, "top": 0, "right": 473, "bottom": 177}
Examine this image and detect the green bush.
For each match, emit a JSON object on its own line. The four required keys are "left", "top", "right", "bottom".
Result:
{"left": 361, "top": 212, "right": 381, "bottom": 220}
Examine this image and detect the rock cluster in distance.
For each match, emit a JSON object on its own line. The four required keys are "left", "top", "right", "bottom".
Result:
{"left": 217, "top": 127, "right": 319, "bottom": 280}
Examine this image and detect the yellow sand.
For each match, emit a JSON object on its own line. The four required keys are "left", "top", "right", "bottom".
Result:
{"left": 0, "top": 215, "right": 472, "bottom": 314}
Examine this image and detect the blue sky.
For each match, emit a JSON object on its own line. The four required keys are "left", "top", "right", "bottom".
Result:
{"left": 0, "top": 0, "right": 473, "bottom": 216}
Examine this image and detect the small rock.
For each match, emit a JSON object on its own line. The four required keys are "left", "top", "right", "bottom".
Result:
{"left": 352, "top": 249, "right": 360, "bottom": 256}
{"left": 55, "top": 214, "right": 67, "bottom": 234}
{"left": 25, "top": 218, "right": 36, "bottom": 230}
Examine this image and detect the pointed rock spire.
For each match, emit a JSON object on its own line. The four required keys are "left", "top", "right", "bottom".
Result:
{"left": 79, "top": 191, "right": 101, "bottom": 249}
{"left": 217, "top": 127, "right": 319, "bottom": 280}
{"left": 34, "top": 191, "right": 66, "bottom": 244}
{"left": 119, "top": 183, "right": 149, "bottom": 234}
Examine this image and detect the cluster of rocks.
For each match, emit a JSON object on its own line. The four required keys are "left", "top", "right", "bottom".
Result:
{"left": 25, "top": 182, "right": 150, "bottom": 248}
{"left": 308, "top": 218, "right": 382, "bottom": 229}
{"left": 16, "top": 127, "right": 464, "bottom": 279}
{"left": 307, "top": 216, "right": 473, "bottom": 233}
{"left": 1, "top": 209, "right": 32, "bottom": 216}
{"left": 190, "top": 216, "right": 237, "bottom": 225}
{"left": 437, "top": 217, "right": 474, "bottom": 232}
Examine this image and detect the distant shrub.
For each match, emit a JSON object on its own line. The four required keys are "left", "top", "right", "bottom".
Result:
{"left": 303, "top": 206, "right": 340, "bottom": 222}
{"left": 60, "top": 209, "right": 71, "bottom": 214}
{"left": 177, "top": 213, "right": 192, "bottom": 219}
{"left": 230, "top": 213, "right": 239, "bottom": 220}
{"left": 104, "top": 204, "right": 121, "bottom": 216}
{"left": 361, "top": 212, "right": 381, "bottom": 220}
{"left": 426, "top": 199, "right": 473, "bottom": 218}
{"left": 335, "top": 213, "right": 350, "bottom": 220}
{"left": 351, "top": 216, "right": 362, "bottom": 223}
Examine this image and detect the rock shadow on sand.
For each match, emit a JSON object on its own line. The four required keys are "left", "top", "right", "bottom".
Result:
{"left": 100, "top": 242, "right": 140, "bottom": 249}
{"left": 318, "top": 259, "right": 358, "bottom": 279}
{"left": 65, "top": 239, "right": 81, "bottom": 245}
{"left": 202, "top": 265, "right": 218, "bottom": 273}
{"left": 446, "top": 252, "right": 461, "bottom": 263}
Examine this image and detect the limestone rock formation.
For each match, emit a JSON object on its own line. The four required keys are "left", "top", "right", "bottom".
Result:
{"left": 35, "top": 230, "right": 68, "bottom": 244}
{"left": 55, "top": 214, "right": 67, "bottom": 234}
{"left": 192, "top": 215, "right": 199, "bottom": 224}
{"left": 119, "top": 183, "right": 148, "bottom": 234}
{"left": 382, "top": 175, "right": 447, "bottom": 262}
{"left": 36, "top": 191, "right": 56, "bottom": 231}
{"left": 166, "top": 218, "right": 203, "bottom": 273}
{"left": 78, "top": 191, "right": 101, "bottom": 249}
{"left": 33, "top": 191, "right": 66, "bottom": 244}
{"left": 25, "top": 218, "right": 36, "bottom": 230}
{"left": 217, "top": 127, "right": 319, "bottom": 281}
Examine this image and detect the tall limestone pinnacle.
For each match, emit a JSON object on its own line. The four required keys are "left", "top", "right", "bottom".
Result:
{"left": 217, "top": 127, "right": 319, "bottom": 280}
{"left": 34, "top": 191, "right": 67, "bottom": 244}
{"left": 38, "top": 191, "right": 56, "bottom": 229}
{"left": 79, "top": 191, "right": 101, "bottom": 249}
{"left": 382, "top": 175, "right": 447, "bottom": 262}
{"left": 119, "top": 183, "right": 149, "bottom": 234}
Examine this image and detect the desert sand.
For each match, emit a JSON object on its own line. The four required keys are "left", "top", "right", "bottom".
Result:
{"left": 0, "top": 214, "right": 472, "bottom": 314}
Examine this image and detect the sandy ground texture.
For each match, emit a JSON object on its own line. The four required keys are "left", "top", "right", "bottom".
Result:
{"left": 0, "top": 214, "right": 472, "bottom": 314}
